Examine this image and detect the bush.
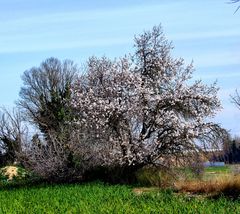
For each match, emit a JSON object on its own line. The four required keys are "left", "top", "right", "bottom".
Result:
{"left": 0, "top": 165, "right": 36, "bottom": 186}
{"left": 136, "top": 166, "right": 175, "bottom": 188}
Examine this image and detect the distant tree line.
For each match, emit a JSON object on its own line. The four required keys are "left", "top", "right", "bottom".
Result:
{"left": 222, "top": 136, "right": 240, "bottom": 163}
{"left": 208, "top": 135, "right": 240, "bottom": 164}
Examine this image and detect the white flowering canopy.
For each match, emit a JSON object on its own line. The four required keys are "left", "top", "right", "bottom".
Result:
{"left": 71, "top": 25, "right": 225, "bottom": 167}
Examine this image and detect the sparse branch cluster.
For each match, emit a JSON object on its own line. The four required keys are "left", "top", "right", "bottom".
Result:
{"left": 0, "top": 108, "right": 27, "bottom": 165}
{"left": 229, "top": 0, "right": 240, "bottom": 12}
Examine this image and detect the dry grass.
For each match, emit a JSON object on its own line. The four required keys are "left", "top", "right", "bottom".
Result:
{"left": 175, "top": 175, "right": 240, "bottom": 199}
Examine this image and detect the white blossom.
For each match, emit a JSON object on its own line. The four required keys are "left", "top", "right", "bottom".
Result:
{"left": 70, "top": 25, "right": 224, "bottom": 168}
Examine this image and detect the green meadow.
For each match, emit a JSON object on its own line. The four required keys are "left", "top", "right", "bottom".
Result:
{"left": 0, "top": 182, "right": 240, "bottom": 214}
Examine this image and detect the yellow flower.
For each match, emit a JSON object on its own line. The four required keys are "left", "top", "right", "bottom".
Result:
{"left": 2, "top": 166, "right": 18, "bottom": 181}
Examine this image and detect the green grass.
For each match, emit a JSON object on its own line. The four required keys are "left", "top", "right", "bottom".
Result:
{"left": 0, "top": 182, "right": 240, "bottom": 213}
{"left": 204, "top": 166, "right": 230, "bottom": 173}
{"left": 203, "top": 165, "right": 231, "bottom": 181}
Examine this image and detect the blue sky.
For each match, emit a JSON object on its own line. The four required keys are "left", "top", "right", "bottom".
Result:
{"left": 0, "top": 0, "right": 240, "bottom": 135}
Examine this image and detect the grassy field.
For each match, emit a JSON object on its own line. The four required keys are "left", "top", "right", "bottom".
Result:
{"left": 0, "top": 182, "right": 240, "bottom": 213}
{"left": 0, "top": 165, "right": 240, "bottom": 213}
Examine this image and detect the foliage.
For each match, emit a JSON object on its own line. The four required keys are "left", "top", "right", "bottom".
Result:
{"left": 0, "top": 182, "right": 240, "bottom": 213}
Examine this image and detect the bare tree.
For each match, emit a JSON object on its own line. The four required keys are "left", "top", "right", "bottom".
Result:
{"left": 21, "top": 125, "right": 102, "bottom": 182}
{"left": 231, "top": 90, "right": 240, "bottom": 110}
{"left": 0, "top": 108, "right": 27, "bottom": 165}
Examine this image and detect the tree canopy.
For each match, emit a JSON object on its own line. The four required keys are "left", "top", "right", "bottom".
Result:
{"left": 71, "top": 25, "right": 224, "bottom": 169}
{"left": 18, "top": 57, "right": 78, "bottom": 136}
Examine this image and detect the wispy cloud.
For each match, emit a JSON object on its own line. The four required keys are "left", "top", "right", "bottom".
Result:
{"left": 170, "top": 29, "right": 240, "bottom": 41}
{"left": 194, "top": 70, "right": 240, "bottom": 80}
{"left": 183, "top": 51, "right": 240, "bottom": 69}
{"left": 0, "top": 37, "right": 130, "bottom": 54}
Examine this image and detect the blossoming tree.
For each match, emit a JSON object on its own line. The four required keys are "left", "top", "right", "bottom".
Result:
{"left": 71, "top": 25, "right": 225, "bottom": 173}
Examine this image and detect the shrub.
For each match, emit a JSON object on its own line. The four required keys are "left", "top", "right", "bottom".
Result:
{"left": 0, "top": 165, "right": 34, "bottom": 186}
